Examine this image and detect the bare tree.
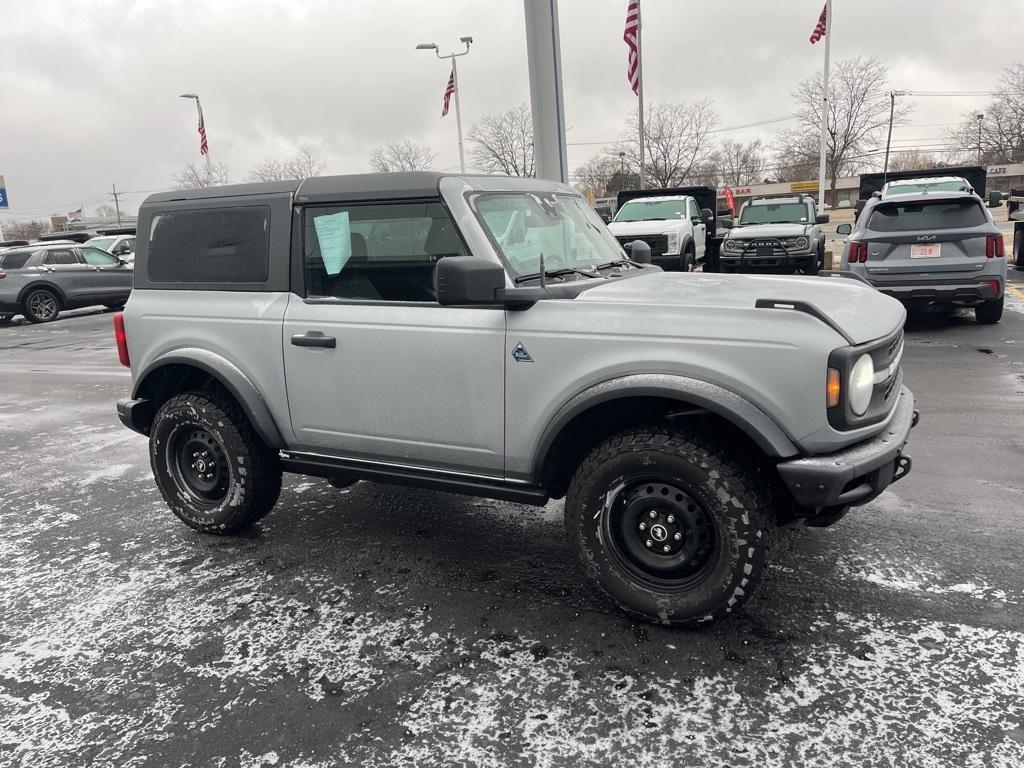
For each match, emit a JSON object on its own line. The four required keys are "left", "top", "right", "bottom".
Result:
{"left": 709, "top": 139, "right": 767, "bottom": 186}
{"left": 246, "top": 145, "right": 326, "bottom": 182}
{"left": 887, "top": 149, "right": 941, "bottom": 173}
{"left": 574, "top": 153, "right": 621, "bottom": 197}
{"left": 774, "top": 56, "right": 910, "bottom": 204}
{"left": 173, "top": 162, "right": 231, "bottom": 189}
{"left": 468, "top": 103, "right": 534, "bottom": 177}
{"left": 246, "top": 158, "right": 287, "bottom": 182}
{"left": 2, "top": 219, "right": 48, "bottom": 241}
{"left": 368, "top": 140, "right": 437, "bottom": 172}
{"left": 285, "top": 144, "right": 327, "bottom": 178}
{"left": 95, "top": 203, "right": 118, "bottom": 218}
{"left": 616, "top": 99, "right": 718, "bottom": 188}
{"left": 946, "top": 62, "right": 1024, "bottom": 164}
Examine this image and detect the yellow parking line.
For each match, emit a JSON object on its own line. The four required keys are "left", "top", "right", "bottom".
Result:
{"left": 1008, "top": 284, "right": 1024, "bottom": 301}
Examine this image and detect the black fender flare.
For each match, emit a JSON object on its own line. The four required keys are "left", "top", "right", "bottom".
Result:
{"left": 132, "top": 348, "right": 286, "bottom": 448}
{"left": 532, "top": 373, "right": 800, "bottom": 480}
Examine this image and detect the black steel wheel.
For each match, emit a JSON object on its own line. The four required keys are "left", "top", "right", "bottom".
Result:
{"left": 23, "top": 288, "right": 61, "bottom": 323}
{"left": 565, "top": 425, "right": 772, "bottom": 626}
{"left": 150, "top": 390, "right": 282, "bottom": 534}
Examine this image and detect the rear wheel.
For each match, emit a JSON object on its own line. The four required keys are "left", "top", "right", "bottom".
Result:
{"left": 150, "top": 390, "right": 282, "bottom": 533}
{"left": 565, "top": 425, "right": 772, "bottom": 626}
{"left": 975, "top": 296, "right": 1003, "bottom": 324}
{"left": 23, "top": 288, "right": 61, "bottom": 323}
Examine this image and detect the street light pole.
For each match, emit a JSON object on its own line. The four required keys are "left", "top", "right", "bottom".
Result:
{"left": 179, "top": 93, "right": 211, "bottom": 180}
{"left": 417, "top": 38, "right": 473, "bottom": 173}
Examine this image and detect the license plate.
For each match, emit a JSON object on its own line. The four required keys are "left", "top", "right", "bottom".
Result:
{"left": 910, "top": 244, "right": 941, "bottom": 258}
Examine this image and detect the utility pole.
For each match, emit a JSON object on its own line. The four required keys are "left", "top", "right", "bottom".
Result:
{"left": 883, "top": 90, "right": 909, "bottom": 183}
{"left": 111, "top": 184, "right": 122, "bottom": 226}
{"left": 976, "top": 113, "right": 985, "bottom": 165}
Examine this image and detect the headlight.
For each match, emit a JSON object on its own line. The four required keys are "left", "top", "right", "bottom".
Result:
{"left": 848, "top": 354, "right": 875, "bottom": 416}
{"left": 724, "top": 239, "right": 737, "bottom": 250}
{"left": 666, "top": 231, "right": 680, "bottom": 253}
{"left": 793, "top": 236, "right": 809, "bottom": 250}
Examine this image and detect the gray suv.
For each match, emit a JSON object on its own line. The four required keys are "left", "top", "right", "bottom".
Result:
{"left": 0, "top": 243, "right": 132, "bottom": 323}
{"left": 721, "top": 194, "right": 829, "bottom": 273}
{"left": 114, "top": 172, "right": 917, "bottom": 626}
{"left": 837, "top": 190, "right": 1007, "bottom": 323}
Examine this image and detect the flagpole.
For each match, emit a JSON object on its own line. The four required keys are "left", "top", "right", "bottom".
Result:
{"left": 637, "top": 0, "right": 645, "bottom": 190}
{"left": 452, "top": 56, "right": 466, "bottom": 173}
{"left": 817, "top": 0, "right": 831, "bottom": 210}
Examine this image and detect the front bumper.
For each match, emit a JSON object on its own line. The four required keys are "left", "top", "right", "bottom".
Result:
{"left": 117, "top": 397, "right": 154, "bottom": 436}
{"left": 720, "top": 247, "right": 816, "bottom": 272}
{"left": 776, "top": 386, "right": 917, "bottom": 509}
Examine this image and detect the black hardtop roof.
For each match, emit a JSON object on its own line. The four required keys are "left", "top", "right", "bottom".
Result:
{"left": 143, "top": 172, "right": 448, "bottom": 205}
{"left": 746, "top": 195, "right": 811, "bottom": 205}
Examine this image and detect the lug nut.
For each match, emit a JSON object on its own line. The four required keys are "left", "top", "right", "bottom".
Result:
{"left": 645, "top": 539, "right": 653, "bottom": 548}
{"left": 649, "top": 511, "right": 657, "bottom": 519}
{"left": 639, "top": 522, "right": 647, "bottom": 531}
{"left": 662, "top": 545, "right": 670, "bottom": 552}
{"left": 674, "top": 532, "right": 682, "bottom": 541}
{"left": 667, "top": 515, "right": 675, "bottom": 524}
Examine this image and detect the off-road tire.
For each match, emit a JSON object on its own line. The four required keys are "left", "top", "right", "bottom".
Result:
{"left": 150, "top": 390, "right": 282, "bottom": 534}
{"left": 23, "top": 288, "right": 61, "bottom": 323}
{"left": 975, "top": 296, "right": 1003, "bottom": 324}
{"left": 565, "top": 425, "right": 772, "bottom": 627}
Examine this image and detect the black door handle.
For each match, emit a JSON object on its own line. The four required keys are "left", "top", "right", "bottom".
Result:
{"left": 291, "top": 332, "right": 336, "bottom": 349}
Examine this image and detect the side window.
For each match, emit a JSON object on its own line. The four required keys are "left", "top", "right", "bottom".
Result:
{"left": 148, "top": 206, "right": 270, "bottom": 284}
{"left": 43, "top": 250, "right": 79, "bottom": 265}
{"left": 82, "top": 247, "right": 119, "bottom": 266}
{"left": 687, "top": 200, "right": 700, "bottom": 220}
{"left": 304, "top": 201, "right": 466, "bottom": 302}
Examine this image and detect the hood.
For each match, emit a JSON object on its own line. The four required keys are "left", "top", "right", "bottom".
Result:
{"left": 728, "top": 223, "right": 809, "bottom": 239}
{"left": 579, "top": 271, "right": 903, "bottom": 346}
{"left": 607, "top": 219, "right": 687, "bottom": 237}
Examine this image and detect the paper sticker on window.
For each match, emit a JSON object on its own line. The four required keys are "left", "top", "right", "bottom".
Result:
{"left": 313, "top": 211, "right": 352, "bottom": 275}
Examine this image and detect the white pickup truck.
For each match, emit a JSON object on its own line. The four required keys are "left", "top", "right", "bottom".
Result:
{"left": 607, "top": 193, "right": 710, "bottom": 271}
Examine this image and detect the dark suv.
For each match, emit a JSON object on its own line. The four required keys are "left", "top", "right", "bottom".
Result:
{"left": 0, "top": 243, "right": 132, "bottom": 323}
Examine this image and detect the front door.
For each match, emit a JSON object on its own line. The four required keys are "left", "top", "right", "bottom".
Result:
{"left": 688, "top": 199, "right": 707, "bottom": 257}
{"left": 283, "top": 199, "right": 506, "bottom": 474}
{"left": 79, "top": 246, "right": 132, "bottom": 301}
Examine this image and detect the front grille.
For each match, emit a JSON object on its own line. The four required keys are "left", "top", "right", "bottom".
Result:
{"left": 616, "top": 234, "right": 669, "bottom": 260}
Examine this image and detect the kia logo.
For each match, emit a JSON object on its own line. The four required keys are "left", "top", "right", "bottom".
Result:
{"left": 917, "top": 235, "right": 937, "bottom": 241}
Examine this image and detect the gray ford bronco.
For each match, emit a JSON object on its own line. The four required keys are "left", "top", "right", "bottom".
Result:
{"left": 721, "top": 194, "right": 829, "bottom": 274}
{"left": 115, "top": 172, "right": 917, "bottom": 626}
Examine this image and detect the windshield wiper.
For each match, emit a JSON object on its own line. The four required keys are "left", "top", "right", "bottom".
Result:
{"left": 595, "top": 258, "right": 641, "bottom": 271}
{"left": 514, "top": 266, "right": 599, "bottom": 284}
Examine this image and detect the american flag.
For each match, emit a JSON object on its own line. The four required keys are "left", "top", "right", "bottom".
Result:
{"left": 809, "top": 4, "right": 827, "bottom": 44}
{"left": 198, "top": 114, "right": 209, "bottom": 156}
{"left": 623, "top": 0, "right": 640, "bottom": 95}
{"left": 441, "top": 68, "right": 455, "bottom": 117}
{"left": 722, "top": 185, "right": 737, "bottom": 216}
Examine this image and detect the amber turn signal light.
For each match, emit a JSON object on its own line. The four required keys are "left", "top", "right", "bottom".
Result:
{"left": 827, "top": 368, "right": 841, "bottom": 408}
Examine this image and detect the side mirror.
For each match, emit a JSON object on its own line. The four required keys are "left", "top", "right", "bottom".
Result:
{"left": 816, "top": 214, "right": 830, "bottom": 224}
{"left": 836, "top": 223, "right": 852, "bottom": 236}
{"left": 700, "top": 207, "right": 714, "bottom": 221}
{"left": 719, "top": 218, "right": 734, "bottom": 229}
{"left": 988, "top": 191, "right": 1005, "bottom": 208}
{"left": 628, "top": 240, "right": 652, "bottom": 264}
{"left": 117, "top": 257, "right": 129, "bottom": 266}
{"left": 436, "top": 256, "right": 505, "bottom": 305}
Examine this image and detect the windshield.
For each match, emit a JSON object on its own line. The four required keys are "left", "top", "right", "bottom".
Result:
{"left": 739, "top": 202, "right": 809, "bottom": 225}
{"left": 613, "top": 199, "right": 686, "bottom": 222}
{"left": 886, "top": 181, "right": 968, "bottom": 195}
{"left": 867, "top": 198, "right": 987, "bottom": 232}
{"left": 473, "top": 192, "right": 625, "bottom": 278}
{"left": 85, "top": 237, "right": 116, "bottom": 251}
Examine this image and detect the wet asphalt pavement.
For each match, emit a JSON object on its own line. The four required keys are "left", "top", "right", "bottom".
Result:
{"left": 1, "top": 275, "right": 1023, "bottom": 768}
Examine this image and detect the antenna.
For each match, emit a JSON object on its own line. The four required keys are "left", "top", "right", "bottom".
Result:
{"left": 538, "top": 253, "right": 546, "bottom": 288}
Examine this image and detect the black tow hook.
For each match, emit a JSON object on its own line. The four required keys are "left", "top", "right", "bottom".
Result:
{"left": 911, "top": 409, "right": 920, "bottom": 428}
{"left": 892, "top": 454, "right": 913, "bottom": 485}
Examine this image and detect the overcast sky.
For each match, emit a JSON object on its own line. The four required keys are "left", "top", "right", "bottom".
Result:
{"left": 2, "top": 0, "right": 1022, "bottom": 221}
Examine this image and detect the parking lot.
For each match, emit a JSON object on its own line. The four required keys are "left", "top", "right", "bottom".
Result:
{"left": 1, "top": 275, "right": 1022, "bottom": 768}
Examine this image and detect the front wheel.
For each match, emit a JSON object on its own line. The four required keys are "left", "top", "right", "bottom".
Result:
{"left": 565, "top": 426, "right": 772, "bottom": 626}
{"left": 975, "top": 296, "right": 1003, "bottom": 324}
{"left": 23, "top": 288, "right": 61, "bottom": 323}
{"left": 150, "top": 390, "right": 282, "bottom": 533}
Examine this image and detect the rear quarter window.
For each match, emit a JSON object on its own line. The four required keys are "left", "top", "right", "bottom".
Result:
{"left": 147, "top": 206, "right": 270, "bottom": 284}
{"left": 867, "top": 199, "right": 987, "bottom": 232}
{"left": 0, "top": 250, "right": 38, "bottom": 269}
